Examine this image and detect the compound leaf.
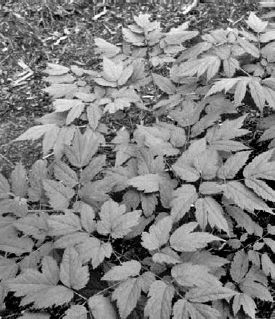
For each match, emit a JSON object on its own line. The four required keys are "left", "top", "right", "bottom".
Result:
{"left": 185, "top": 285, "right": 237, "bottom": 303}
{"left": 63, "top": 305, "right": 87, "bottom": 319}
{"left": 11, "top": 162, "right": 28, "bottom": 198}
{"left": 172, "top": 263, "right": 220, "bottom": 288}
{"left": 217, "top": 151, "right": 251, "bottom": 179}
{"left": 128, "top": 174, "right": 161, "bottom": 193}
{"left": 112, "top": 277, "right": 141, "bottom": 319}
{"left": 102, "top": 260, "right": 141, "bottom": 282}
{"left": 76, "top": 237, "right": 112, "bottom": 268}
{"left": 195, "top": 197, "right": 229, "bottom": 234}
{"left": 43, "top": 179, "right": 75, "bottom": 210}
{"left": 88, "top": 295, "right": 117, "bottom": 319}
{"left": 170, "top": 222, "right": 223, "bottom": 252}
{"left": 221, "top": 181, "right": 273, "bottom": 214}
{"left": 60, "top": 247, "right": 89, "bottom": 290}
{"left": 171, "top": 185, "right": 198, "bottom": 222}
{"left": 47, "top": 210, "right": 81, "bottom": 236}
{"left": 144, "top": 280, "right": 175, "bottom": 319}
{"left": 230, "top": 250, "right": 249, "bottom": 283}
{"left": 54, "top": 161, "right": 78, "bottom": 188}
{"left": 8, "top": 257, "right": 73, "bottom": 308}
{"left": 232, "top": 293, "right": 256, "bottom": 319}
{"left": 97, "top": 200, "right": 141, "bottom": 239}
{"left": 173, "top": 299, "right": 220, "bottom": 319}
{"left": 141, "top": 216, "right": 173, "bottom": 251}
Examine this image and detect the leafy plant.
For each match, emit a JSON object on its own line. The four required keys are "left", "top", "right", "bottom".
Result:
{"left": 1, "top": 11, "right": 275, "bottom": 319}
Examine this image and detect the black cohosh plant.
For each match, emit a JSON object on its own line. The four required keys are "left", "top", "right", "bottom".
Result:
{"left": 0, "top": 12, "right": 274, "bottom": 319}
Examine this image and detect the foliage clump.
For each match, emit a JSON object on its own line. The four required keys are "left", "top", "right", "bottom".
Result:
{"left": 0, "top": 11, "right": 275, "bottom": 319}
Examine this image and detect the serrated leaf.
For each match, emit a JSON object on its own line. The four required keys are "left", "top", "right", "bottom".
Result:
{"left": 43, "top": 179, "right": 74, "bottom": 210}
{"left": 47, "top": 210, "right": 81, "bottom": 236}
{"left": 199, "top": 182, "right": 223, "bottom": 195}
{"left": 112, "top": 278, "right": 141, "bottom": 319}
{"left": 80, "top": 155, "right": 106, "bottom": 184}
{"left": 262, "top": 253, "right": 275, "bottom": 279}
{"left": 128, "top": 173, "right": 160, "bottom": 193}
{"left": 53, "top": 125, "right": 76, "bottom": 160}
{"left": 206, "top": 78, "right": 240, "bottom": 97}
{"left": 87, "top": 104, "right": 102, "bottom": 130}
{"left": 53, "top": 232, "right": 89, "bottom": 249}
{"left": 76, "top": 237, "right": 112, "bottom": 268}
{"left": 94, "top": 37, "right": 120, "bottom": 58}
{"left": 249, "top": 79, "right": 265, "bottom": 112}
{"left": 173, "top": 299, "right": 220, "bottom": 319}
{"left": 209, "top": 139, "right": 250, "bottom": 152}
{"left": 232, "top": 293, "right": 256, "bottom": 319}
{"left": 152, "top": 73, "right": 176, "bottom": 95}
{"left": 60, "top": 247, "right": 89, "bottom": 290}
{"left": 245, "top": 178, "right": 275, "bottom": 202}
{"left": 170, "top": 222, "right": 223, "bottom": 252}
{"left": 172, "top": 263, "right": 220, "bottom": 288}
{"left": 218, "top": 151, "right": 251, "bottom": 179}
{"left": 53, "top": 161, "right": 78, "bottom": 189}
{"left": 177, "top": 56, "right": 221, "bottom": 81}
{"left": 14, "top": 214, "right": 49, "bottom": 240}
{"left": 102, "top": 260, "right": 141, "bottom": 282}
{"left": 230, "top": 250, "right": 249, "bottom": 283}
{"left": 19, "top": 242, "right": 53, "bottom": 271}
{"left": 153, "top": 247, "right": 182, "bottom": 265}
{"left": 246, "top": 12, "right": 268, "bottom": 33}
{"left": 123, "top": 28, "right": 145, "bottom": 46}
{"left": 0, "top": 234, "right": 33, "bottom": 255}
{"left": 141, "top": 216, "right": 173, "bottom": 251}
{"left": 185, "top": 285, "right": 237, "bottom": 303}
{"left": 15, "top": 124, "right": 57, "bottom": 141}
{"left": 243, "top": 149, "right": 275, "bottom": 180}
{"left": 144, "top": 280, "right": 175, "bottom": 319}
{"left": 102, "top": 57, "right": 123, "bottom": 82}
{"left": 134, "top": 125, "right": 178, "bottom": 157}
{"left": 11, "top": 162, "right": 28, "bottom": 198}
{"left": 240, "top": 278, "right": 273, "bottom": 301}
{"left": 222, "top": 181, "right": 273, "bottom": 214}
{"left": 238, "top": 38, "right": 260, "bottom": 58}
{"left": 75, "top": 201, "right": 96, "bottom": 233}
{"left": 264, "top": 238, "right": 275, "bottom": 253}
{"left": 226, "top": 206, "right": 263, "bottom": 236}
{"left": 195, "top": 197, "right": 229, "bottom": 234}
{"left": 181, "top": 250, "right": 229, "bottom": 269}
{"left": 234, "top": 78, "right": 249, "bottom": 106}
{"left": 88, "top": 295, "right": 117, "bottom": 319}
{"left": 97, "top": 200, "right": 141, "bottom": 239}
{"left": 0, "top": 256, "right": 18, "bottom": 280}
{"left": 66, "top": 103, "right": 85, "bottom": 125}
{"left": 43, "top": 83, "right": 78, "bottom": 99}
{"left": 53, "top": 99, "right": 83, "bottom": 112}
{"left": 207, "top": 115, "right": 249, "bottom": 141}
{"left": 8, "top": 256, "right": 73, "bottom": 308}
{"left": 0, "top": 173, "right": 10, "bottom": 199}
{"left": 42, "top": 125, "right": 60, "bottom": 156}
{"left": 63, "top": 305, "right": 87, "bottom": 319}
{"left": 171, "top": 185, "right": 198, "bottom": 221}
{"left": 65, "top": 128, "right": 99, "bottom": 168}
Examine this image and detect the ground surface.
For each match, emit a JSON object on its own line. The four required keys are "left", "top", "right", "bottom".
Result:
{"left": 1, "top": 1, "right": 274, "bottom": 318}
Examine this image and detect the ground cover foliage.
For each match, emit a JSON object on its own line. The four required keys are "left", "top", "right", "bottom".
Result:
{"left": 0, "top": 6, "right": 275, "bottom": 319}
